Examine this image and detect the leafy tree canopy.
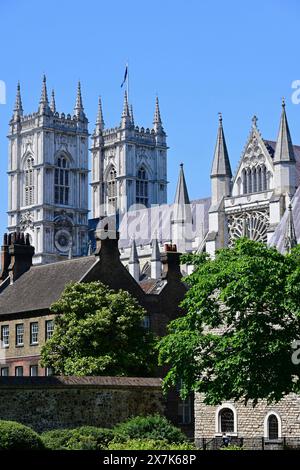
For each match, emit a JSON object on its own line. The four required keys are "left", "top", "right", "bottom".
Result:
{"left": 41, "top": 281, "right": 157, "bottom": 376}
{"left": 158, "top": 238, "right": 300, "bottom": 405}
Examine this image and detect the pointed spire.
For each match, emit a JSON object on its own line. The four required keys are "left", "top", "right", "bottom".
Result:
{"left": 130, "top": 104, "right": 134, "bottom": 126}
{"left": 211, "top": 113, "right": 232, "bottom": 178}
{"left": 74, "top": 81, "right": 86, "bottom": 120}
{"left": 13, "top": 81, "right": 23, "bottom": 120}
{"left": 151, "top": 237, "right": 160, "bottom": 261}
{"left": 151, "top": 236, "right": 161, "bottom": 280}
{"left": 39, "top": 75, "right": 50, "bottom": 115}
{"left": 153, "top": 96, "right": 163, "bottom": 133}
{"left": 95, "top": 96, "right": 105, "bottom": 132}
{"left": 50, "top": 89, "right": 56, "bottom": 113}
{"left": 174, "top": 163, "right": 190, "bottom": 206}
{"left": 129, "top": 238, "right": 140, "bottom": 281}
{"left": 129, "top": 237, "right": 139, "bottom": 264}
{"left": 284, "top": 203, "right": 297, "bottom": 252}
{"left": 274, "top": 98, "right": 295, "bottom": 163}
{"left": 122, "top": 90, "right": 130, "bottom": 117}
{"left": 171, "top": 163, "right": 192, "bottom": 227}
{"left": 121, "top": 90, "right": 131, "bottom": 128}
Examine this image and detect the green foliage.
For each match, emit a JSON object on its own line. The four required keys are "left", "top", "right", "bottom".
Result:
{"left": 159, "top": 239, "right": 300, "bottom": 404}
{"left": 113, "top": 414, "right": 186, "bottom": 443}
{"left": 108, "top": 439, "right": 196, "bottom": 450}
{"left": 41, "top": 426, "right": 114, "bottom": 450}
{"left": 220, "top": 445, "right": 243, "bottom": 451}
{"left": 41, "top": 281, "right": 157, "bottom": 376}
{"left": 0, "top": 420, "right": 44, "bottom": 450}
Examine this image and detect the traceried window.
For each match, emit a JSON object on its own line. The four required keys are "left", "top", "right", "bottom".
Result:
{"left": 242, "top": 164, "right": 268, "bottom": 195}
{"left": 55, "top": 156, "right": 70, "bottom": 205}
{"left": 219, "top": 408, "right": 234, "bottom": 433}
{"left": 107, "top": 166, "right": 117, "bottom": 209}
{"left": 136, "top": 167, "right": 148, "bottom": 207}
{"left": 24, "top": 156, "right": 34, "bottom": 206}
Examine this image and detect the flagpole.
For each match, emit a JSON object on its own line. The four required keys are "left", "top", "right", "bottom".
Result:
{"left": 126, "top": 61, "right": 129, "bottom": 102}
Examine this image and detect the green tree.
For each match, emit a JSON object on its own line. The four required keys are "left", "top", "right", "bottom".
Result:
{"left": 41, "top": 281, "right": 157, "bottom": 376}
{"left": 158, "top": 238, "right": 300, "bottom": 405}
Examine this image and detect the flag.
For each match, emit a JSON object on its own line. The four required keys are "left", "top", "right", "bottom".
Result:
{"left": 121, "top": 65, "right": 128, "bottom": 88}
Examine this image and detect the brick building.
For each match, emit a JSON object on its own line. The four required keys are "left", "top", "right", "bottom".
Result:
{"left": 0, "top": 227, "right": 193, "bottom": 434}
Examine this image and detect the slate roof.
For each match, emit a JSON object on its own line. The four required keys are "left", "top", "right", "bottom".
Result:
{"left": 119, "top": 198, "right": 210, "bottom": 250}
{"left": 0, "top": 256, "right": 97, "bottom": 315}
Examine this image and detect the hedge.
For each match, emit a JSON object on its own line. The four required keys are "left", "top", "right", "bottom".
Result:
{"left": 0, "top": 421, "right": 44, "bottom": 450}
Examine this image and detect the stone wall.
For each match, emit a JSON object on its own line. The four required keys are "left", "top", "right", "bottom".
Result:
{"left": 0, "top": 376, "right": 163, "bottom": 432}
{"left": 195, "top": 392, "right": 300, "bottom": 442}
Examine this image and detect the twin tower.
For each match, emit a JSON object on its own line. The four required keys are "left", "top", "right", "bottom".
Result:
{"left": 8, "top": 76, "right": 168, "bottom": 264}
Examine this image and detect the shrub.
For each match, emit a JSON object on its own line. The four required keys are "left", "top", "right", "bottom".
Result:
{"left": 108, "top": 439, "right": 197, "bottom": 450}
{"left": 0, "top": 420, "right": 44, "bottom": 450}
{"left": 113, "top": 414, "right": 186, "bottom": 444}
{"left": 41, "top": 426, "right": 114, "bottom": 450}
{"left": 220, "top": 444, "right": 243, "bottom": 450}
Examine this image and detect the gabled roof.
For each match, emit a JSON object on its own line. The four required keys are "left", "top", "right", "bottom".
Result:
{"left": 0, "top": 256, "right": 97, "bottom": 315}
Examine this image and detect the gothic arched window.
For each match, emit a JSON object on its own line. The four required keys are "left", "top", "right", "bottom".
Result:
{"left": 136, "top": 166, "right": 148, "bottom": 207}
{"left": 257, "top": 166, "right": 262, "bottom": 192}
{"left": 262, "top": 164, "right": 267, "bottom": 190}
{"left": 242, "top": 169, "right": 247, "bottom": 194}
{"left": 55, "top": 156, "right": 70, "bottom": 205}
{"left": 267, "top": 414, "right": 279, "bottom": 440}
{"left": 24, "top": 156, "right": 34, "bottom": 206}
{"left": 219, "top": 408, "right": 234, "bottom": 433}
{"left": 107, "top": 166, "right": 117, "bottom": 209}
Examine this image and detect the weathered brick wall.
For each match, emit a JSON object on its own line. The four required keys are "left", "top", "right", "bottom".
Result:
{"left": 195, "top": 392, "right": 300, "bottom": 440}
{"left": 0, "top": 377, "right": 164, "bottom": 432}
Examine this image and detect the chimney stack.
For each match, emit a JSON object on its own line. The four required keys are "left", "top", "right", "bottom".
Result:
{"left": 6, "top": 232, "right": 35, "bottom": 283}
{"left": 0, "top": 234, "right": 10, "bottom": 281}
{"left": 161, "top": 244, "right": 182, "bottom": 281}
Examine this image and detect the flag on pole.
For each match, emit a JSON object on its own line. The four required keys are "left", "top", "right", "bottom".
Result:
{"left": 121, "top": 64, "right": 128, "bottom": 88}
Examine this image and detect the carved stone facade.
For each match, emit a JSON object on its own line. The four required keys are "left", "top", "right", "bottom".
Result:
{"left": 206, "top": 105, "right": 297, "bottom": 257}
{"left": 8, "top": 79, "right": 89, "bottom": 264}
{"left": 91, "top": 94, "right": 168, "bottom": 218}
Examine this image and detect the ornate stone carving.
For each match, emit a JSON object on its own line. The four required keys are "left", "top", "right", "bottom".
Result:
{"left": 228, "top": 209, "right": 269, "bottom": 246}
{"left": 19, "top": 211, "right": 34, "bottom": 230}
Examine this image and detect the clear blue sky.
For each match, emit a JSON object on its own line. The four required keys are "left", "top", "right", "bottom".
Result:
{"left": 0, "top": 0, "right": 299, "bottom": 235}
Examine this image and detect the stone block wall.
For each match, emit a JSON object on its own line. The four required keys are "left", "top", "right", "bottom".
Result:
{"left": 195, "top": 392, "right": 300, "bottom": 441}
{"left": 0, "top": 376, "right": 163, "bottom": 432}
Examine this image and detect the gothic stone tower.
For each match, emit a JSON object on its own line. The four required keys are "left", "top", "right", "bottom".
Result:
{"left": 206, "top": 100, "right": 297, "bottom": 257}
{"left": 8, "top": 77, "right": 89, "bottom": 264}
{"left": 91, "top": 92, "right": 168, "bottom": 218}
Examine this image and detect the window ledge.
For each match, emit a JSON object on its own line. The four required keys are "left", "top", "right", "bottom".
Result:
{"left": 264, "top": 439, "right": 283, "bottom": 444}
{"left": 214, "top": 433, "right": 238, "bottom": 437}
